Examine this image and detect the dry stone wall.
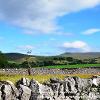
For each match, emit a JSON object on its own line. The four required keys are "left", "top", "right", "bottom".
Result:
{"left": 0, "top": 76, "right": 100, "bottom": 100}
{"left": 0, "top": 67, "right": 100, "bottom": 75}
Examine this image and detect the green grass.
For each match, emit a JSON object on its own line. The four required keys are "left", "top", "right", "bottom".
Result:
{"left": 0, "top": 64, "right": 100, "bottom": 84}
{"left": 46, "top": 64, "right": 100, "bottom": 69}
{"left": 0, "top": 74, "right": 99, "bottom": 84}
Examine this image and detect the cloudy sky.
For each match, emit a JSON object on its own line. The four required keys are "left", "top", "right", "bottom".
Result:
{"left": 0, "top": 0, "right": 100, "bottom": 55}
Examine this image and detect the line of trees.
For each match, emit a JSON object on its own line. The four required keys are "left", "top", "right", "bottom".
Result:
{"left": 20, "top": 56, "right": 98, "bottom": 68}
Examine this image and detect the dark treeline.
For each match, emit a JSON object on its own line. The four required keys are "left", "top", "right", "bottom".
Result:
{"left": 0, "top": 51, "right": 100, "bottom": 68}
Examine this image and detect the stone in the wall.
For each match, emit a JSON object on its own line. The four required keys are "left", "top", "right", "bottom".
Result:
{"left": 0, "top": 81, "right": 19, "bottom": 100}
{"left": 18, "top": 84, "right": 31, "bottom": 100}
{"left": 16, "top": 77, "right": 30, "bottom": 87}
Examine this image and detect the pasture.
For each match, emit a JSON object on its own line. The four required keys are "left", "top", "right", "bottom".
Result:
{"left": 46, "top": 64, "right": 100, "bottom": 68}
{"left": 0, "top": 73, "right": 100, "bottom": 84}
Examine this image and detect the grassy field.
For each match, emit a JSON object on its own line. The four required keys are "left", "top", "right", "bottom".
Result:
{"left": 46, "top": 64, "right": 100, "bottom": 69}
{"left": 0, "top": 74, "right": 100, "bottom": 84}
{"left": 0, "top": 64, "right": 100, "bottom": 84}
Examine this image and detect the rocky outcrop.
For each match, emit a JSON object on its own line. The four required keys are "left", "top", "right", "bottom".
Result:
{"left": 0, "top": 76, "right": 100, "bottom": 100}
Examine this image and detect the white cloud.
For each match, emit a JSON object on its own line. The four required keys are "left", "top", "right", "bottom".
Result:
{"left": 0, "top": 0, "right": 100, "bottom": 34}
{"left": 82, "top": 28, "right": 100, "bottom": 35}
{"left": 54, "top": 31, "right": 74, "bottom": 36}
{"left": 62, "top": 41, "right": 91, "bottom": 52}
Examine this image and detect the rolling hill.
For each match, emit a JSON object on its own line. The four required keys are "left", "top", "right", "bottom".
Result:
{"left": 5, "top": 53, "right": 28, "bottom": 60}
{"left": 4, "top": 53, "right": 33, "bottom": 63}
{"left": 4, "top": 53, "right": 44, "bottom": 64}
{"left": 1, "top": 52, "right": 100, "bottom": 68}
{"left": 4, "top": 52, "right": 100, "bottom": 62}
{"left": 59, "top": 52, "right": 100, "bottom": 59}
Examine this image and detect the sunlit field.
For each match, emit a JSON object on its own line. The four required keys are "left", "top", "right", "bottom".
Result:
{"left": 46, "top": 64, "right": 100, "bottom": 68}
{"left": 0, "top": 73, "right": 100, "bottom": 84}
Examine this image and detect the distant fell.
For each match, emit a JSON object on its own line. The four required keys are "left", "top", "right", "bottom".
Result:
{"left": 5, "top": 52, "right": 100, "bottom": 61}
{"left": 60, "top": 52, "right": 100, "bottom": 59}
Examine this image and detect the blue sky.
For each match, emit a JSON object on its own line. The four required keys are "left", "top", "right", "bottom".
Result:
{"left": 0, "top": 0, "right": 100, "bottom": 55}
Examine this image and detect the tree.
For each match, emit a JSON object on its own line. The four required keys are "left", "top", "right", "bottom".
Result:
{"left": 26, "top": 50, "right": 32, "bottom": 75}
{"left": 0, "top": 51, "right": 8, "bottom": 68}
{"left": 66, "top": 57, "right": 74, "bottom": 62}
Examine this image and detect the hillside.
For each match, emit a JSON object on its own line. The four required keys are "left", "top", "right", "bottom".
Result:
{"left": 60, "top": 52, "right": 100, "bottom": 59}
{"left": 5, "top": 53, "right": 44, "bottom": 64}
{"left": 5, "top": 53, "right": 28, "bottom": 60}
{"left": 5, "top": 52, "right": 100, "bottom": 61}
{"left": 0, "top": 52, "right": 99, "bottom": 68}
{"left": 4, "top": 53, "right": 33, "bottom": 63}
{"left": 4, "top": 52, "right": 100, "bottom": 63}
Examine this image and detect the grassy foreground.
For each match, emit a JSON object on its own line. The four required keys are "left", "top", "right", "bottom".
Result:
{"left": 46, "top": 64, "right": 100, "bottom": 68}
{"left": 0, "top": 74, "right": 100, "bottom": 84}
